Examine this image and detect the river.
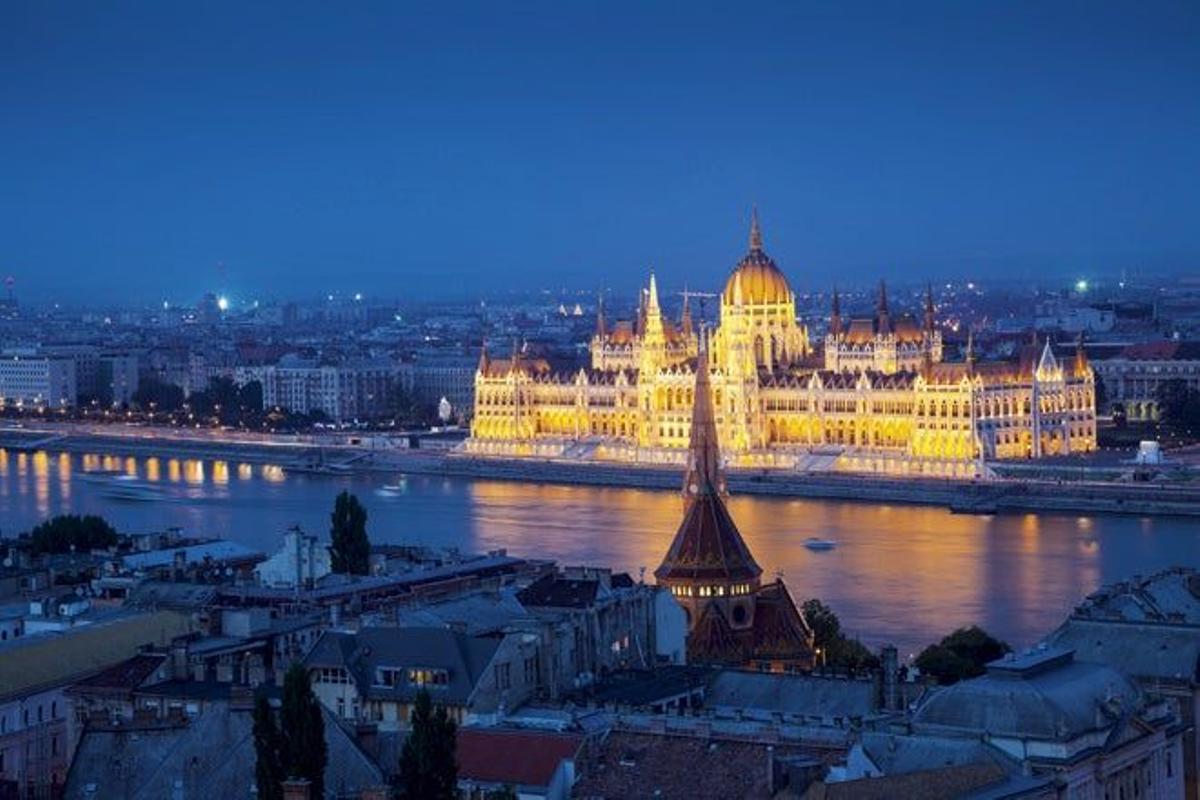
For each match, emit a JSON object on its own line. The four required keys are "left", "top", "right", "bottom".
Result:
{"left": 2, "top": 448, "right": 1197, "bottom": 657}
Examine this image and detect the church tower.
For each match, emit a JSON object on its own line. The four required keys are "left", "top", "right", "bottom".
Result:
{"left": 655, "top": 330, "right": 762, "bottom": 630}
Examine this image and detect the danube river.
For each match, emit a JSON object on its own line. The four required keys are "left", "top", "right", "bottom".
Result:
{"left": 3, "top": 448, "right": 1197, "bottom": 656}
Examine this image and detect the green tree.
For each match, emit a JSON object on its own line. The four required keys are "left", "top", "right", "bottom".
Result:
{"left": 28, "top": 514, "right": 118, "bottom": 555}
{"left": 915, "top": 626, "right": 1010, "bottom": 685}
{"left": 801, "top": 598, "right": 880, "bottom": 672}
{"left": 330, "top": 491, "right": 370, "bottom": 575}
{"left": 801, "top": 598, "right": 842, "bottom": 650}
{"left": 399, "top": 689, "right": 458, "bottom": 800}
{"left": 252, "top": 694, "right": 285, "bottom": 800}
{"left": 1157, "top": 378, "right": 1200, "bottom": 439}
{"left": 280, "top": 663, "right": 327, "bottom": 798}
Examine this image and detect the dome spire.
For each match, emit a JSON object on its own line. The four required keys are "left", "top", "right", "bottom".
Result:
{"left": 749, "top": 206, "right": 764, "bottom": 251}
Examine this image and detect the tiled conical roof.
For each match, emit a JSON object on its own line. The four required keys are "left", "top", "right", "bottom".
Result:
{"left": 655, "top": 332, "right": 762, "bottom": 584}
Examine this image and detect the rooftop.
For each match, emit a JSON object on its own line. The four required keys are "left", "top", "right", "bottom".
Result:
{"left": 456, "top": 727, "right": 584, "bottom": 789}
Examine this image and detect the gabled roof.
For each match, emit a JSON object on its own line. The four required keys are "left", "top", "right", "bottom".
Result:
{"left": 304, "top": 626, "right": 500, "bottom": 706}
{"left": 517, "top": 573, "right": 601, "bottom": 608}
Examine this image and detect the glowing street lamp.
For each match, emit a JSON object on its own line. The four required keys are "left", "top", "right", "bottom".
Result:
{"left": 1075, "top": 279, "right": 1088, "bottom": 293}
{"left": 217, "top": 296, "right": 230, "bottom": 312}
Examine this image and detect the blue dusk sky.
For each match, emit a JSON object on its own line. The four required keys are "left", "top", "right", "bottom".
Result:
{"left": 2, "top": 1, "right": 1198, "bottom": 305}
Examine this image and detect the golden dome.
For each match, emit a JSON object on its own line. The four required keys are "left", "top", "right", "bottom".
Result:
{"left": 722, "top": 211, "right": 793, "bottom": 306}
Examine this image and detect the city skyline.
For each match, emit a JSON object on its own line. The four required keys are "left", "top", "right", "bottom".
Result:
{"left": 3, "top": 2, "right": 1199, "bottom": 304}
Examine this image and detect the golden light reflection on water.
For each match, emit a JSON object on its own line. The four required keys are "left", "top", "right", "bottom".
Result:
{"left": 213, "top": 461, "right": 229, "bottom": 485}
{"left": 184, "top": 460, "right": 205, "bottom": 485}
{"left": 238, "top": 463, "right": 254, "bottom": 481}
{"left": 33, "top": 451, "right": 49, "bottom": 515}
{"left": 146, "top": 458, "right": 161, "bottom": 482}
{"left": 262, "top": 465, "right": 285, "bottom": 483}
{"left": 124, "top": 457, "right": 138, "bottom": 477}
{"left": 57, "top": 453, "right": 71, "bottom": 502}
{"left": 168, "top": 459, "right": 181, "bottom": 482}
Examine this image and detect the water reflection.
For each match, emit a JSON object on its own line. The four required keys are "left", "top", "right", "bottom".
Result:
{"left": 0, "top": 449, "right": 1194, "bottom": 654}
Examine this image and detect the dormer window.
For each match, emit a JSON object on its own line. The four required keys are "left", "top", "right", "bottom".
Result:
{"left": 407, "top": 668, "right": 449, "bottom": 687}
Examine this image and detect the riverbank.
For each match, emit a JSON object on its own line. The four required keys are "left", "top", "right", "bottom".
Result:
{"left": 0, "top": 424, "right": 1196, "bottom": 517}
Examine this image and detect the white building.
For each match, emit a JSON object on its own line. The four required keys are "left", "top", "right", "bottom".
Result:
{"left": 255, "top": 528, "right": 332, "bottom": 588}
{"left": 259, "top": 357, "right": 405, "bottom": 421}
{"left": 0, "top": 356, "right": 76, "bottom": 407}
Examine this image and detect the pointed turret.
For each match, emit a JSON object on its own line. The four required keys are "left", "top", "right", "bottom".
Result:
{"left": 648, "top": 271, "right": 661, "bottom": 312}
{"left": 1036, "top": 337, "right": 1059, "bottom": 380}
{"left": 477, "top": 338, "right": 490, "bottom": 375}
{"left": 655, "top": 329, "right": 762, "bottom": 586}
{"left": 1074, "top": 331, "right": 1090, "bottom": 377}
{"left": 830, "top": 286, "right": 842, "bottom": 337}
{"left": 749, "top": 207, "right": 764, "bottom": 251}
{"left": 877, "top": 280, "right": 891, "bottom": 332}
{"left": 924, "top": 283, "right": 936, "bottom": 334}
{"left": 682, "top": 329, "right": 724, "bottom": 498}
{"left": 965, "top": 330, "right": 976, "bottom": 373}
{"left": 680, "top": 290, "right": 694, "bottom": 334}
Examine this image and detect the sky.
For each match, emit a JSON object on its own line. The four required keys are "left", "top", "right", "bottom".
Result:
{"left": 2, "top": 1, "right": 1198, "bottom": 305}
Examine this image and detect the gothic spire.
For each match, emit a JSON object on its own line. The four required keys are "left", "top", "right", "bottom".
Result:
{"left": 831, "top": 286, "right": 842, "bottom": 335}
{"left": 1074, "top": 330, "right": 1090, "bottom": 377}
{"left": 680, "top": 289, "right": 693, "bottom": 334}
{"left": 924, "top": 283, "right": 935, "bottom": 334}
{"left": 965, "top": 330, "right": 976, "bottom": 371}
{"left": 683, "top": 329, "right": 725, "bottom": 498}
{"left": 477, "top": 337, "right": 489, "bottom": 374}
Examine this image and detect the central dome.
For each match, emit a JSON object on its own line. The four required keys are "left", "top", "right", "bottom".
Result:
{"left": 722, "top": 212, "right": 793, "bottom": 306}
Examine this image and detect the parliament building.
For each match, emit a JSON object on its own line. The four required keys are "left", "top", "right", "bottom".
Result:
{"left": 468, "top": 213, "right": 1097, "bottom": 477}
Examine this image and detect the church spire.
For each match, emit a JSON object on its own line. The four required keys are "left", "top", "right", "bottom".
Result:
{"left": 477, "top": 337, "right": 489, "bottom": 374}
{"left": 830, "top": 286, "right": 842, "bottom": 337}
{"left": 877, "top": 280, "right": 891, "bottom": 332}
{"left": 683, "top": 329, "right": 725, "bottom": 498}
{"left": 1074, "top": 330, "right": 1090, "bottom": 377}
{"left": 647, "top": 271, "right": 660, "bottom": 312}
{"left": 680, "top": 289, "right": 694, "bottom": 334}
{"left": 965, "top": 330, "right": 976, "bottom": 372}
{"left": 749, "top": 207, "right": 764, "bottom": 251}
{"left": 924, "top": 283, "right": 935, "bottom": 334}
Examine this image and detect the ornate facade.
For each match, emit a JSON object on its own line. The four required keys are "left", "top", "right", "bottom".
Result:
{"left": 468, "top": 214, "right": 1097, "bottom": 477}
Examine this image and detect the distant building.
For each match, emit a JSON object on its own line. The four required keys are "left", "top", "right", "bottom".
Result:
{"left": 1091, "top": 340, "right": 1200, "bottom": 420}
{"left": 411, "top": 349, "right": 477, "bottom": 421}
{"left": 255, "top": 527, "right": 332, "bottom": 588}
{"left": 0, "top": 354, "right": 76, "bottom": 407}
{"left": 259, "top": 356, "right": 406, "bottom": 421}
{"left": 470, "top": 214, "right": 1098, "bottom": 475}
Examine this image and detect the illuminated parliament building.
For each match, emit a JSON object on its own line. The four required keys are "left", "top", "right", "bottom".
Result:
{"left": 468, "top": 213, "right": 1097, "bottom": 477}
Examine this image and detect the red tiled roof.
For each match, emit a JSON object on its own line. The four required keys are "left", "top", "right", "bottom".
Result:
{"left": 456, "top": 728, "right": 584, "bottom": 788}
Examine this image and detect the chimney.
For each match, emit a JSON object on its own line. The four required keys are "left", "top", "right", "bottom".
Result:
{"left": 881, "top": 644, "right": 899, "bottom": 711}
{"left": 282, "top": 779, "right": 311, "bottom": 800}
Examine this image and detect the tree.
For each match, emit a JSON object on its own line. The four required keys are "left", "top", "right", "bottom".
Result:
{"left": 280, "top": 663, "right": 327, "bottom": 798}
{"left": 132, "top": 375, "right": 185, "bottom": 412}
{"left": 802, "top": 598, "right": 842, "bottom": 649}
{"left": 28, "top": 514, "right": 118, "bottom": 555}
{"left": 801, "top": 598, "right": 880, "bottom": 672}
{"left": 915, "top": 626, "right": 1010, "bottom": 685}
{"left": 399, "top": 689, "right": 458, "bottom": 800}
{"left": 253, "top": 694, "right": 285, "bottom": 800}
{"left": 1156, "top": 378, "right": 1200, "bottom": 439}
{"left": 330, "top": 491, "right": 370, "bottom": 575}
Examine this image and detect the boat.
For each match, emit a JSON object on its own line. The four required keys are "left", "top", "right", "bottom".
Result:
{"left": 804, "top": 537, "right": 837, "bottom": 551}
{"left": 100, "top": 474, "right": 165, "bottom": 502}
{"left": 375, "top": 483, "right": 404, "bottom": 497}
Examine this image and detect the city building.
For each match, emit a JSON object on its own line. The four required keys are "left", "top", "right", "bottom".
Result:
{"left": 654, "top": 336, "right": 815, "bottom": 671}
{"left": 1091, "top": 340, "right": 1200, "bottom": 420}
{"left": 259, "top": 356, "right": 406, "bottom": 421}
{"left": 909, "top": 647, "right": 1185, "bottom": 799}
{"left": 0, "top": 354, "right": 76, "bottom": 408}
{"left": 1044, "top": 567, "right": 1200, "bottom": 799}
{"left": 410, "top": 349, "right": 476, "bottom": 421}
{"left": 469, "top": 214, "right": 1098, "bottom": 477}
{"left": 304, "top": 626, "right": 540, "bottom": 730}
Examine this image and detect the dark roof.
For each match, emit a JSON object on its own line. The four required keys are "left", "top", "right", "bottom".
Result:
{"left": 304, "top": 626, "right": 500, "bottom": 705}
{"left": 68, "top": 654, "right": 166, "bottom": 696}
{"left": 807, "top": 763, "right": 1013, "bottom": 800}
{"left": 63, "top": 700, "right": 383, "bottom": 799}
{"left": 517, "top": 573, "right": 600, "bottom": 608}
{"left": 456, "top": 728, "right": 584, "bottom": 788}
{"left": 654, "top": 492, "right": 762, "bottom": 584}
{"left": 687, "top": 580, "right": 814, "bottom": 667}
